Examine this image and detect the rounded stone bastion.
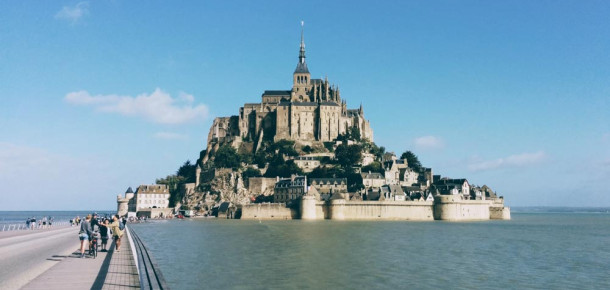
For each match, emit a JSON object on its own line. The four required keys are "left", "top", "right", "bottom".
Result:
{"left": 300, "top": 194, "right": 318, "bottom": 220}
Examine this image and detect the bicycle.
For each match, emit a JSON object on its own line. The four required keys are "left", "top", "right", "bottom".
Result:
{"left": 89, "top": 231, "right": 99, "bottom": 258}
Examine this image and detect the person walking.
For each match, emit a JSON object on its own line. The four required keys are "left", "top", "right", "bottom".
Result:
{"left": 78, "top": 214, "right": 93, "bottom": 258}
{"left": 99, "top": 219, "right": 110, "bottom": 252}
{"left": 90, "top": 213, "right": 99, "bottom": 232}
{"left": 108, "top": 215, "right": 124, "bottom": 252}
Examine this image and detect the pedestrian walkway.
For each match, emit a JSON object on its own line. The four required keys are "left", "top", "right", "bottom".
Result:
{"left": 101, "top": 236, "right": 140, "bottom": 289}
{"left": 22, "top": 235, "right": 140, "bottom": 290}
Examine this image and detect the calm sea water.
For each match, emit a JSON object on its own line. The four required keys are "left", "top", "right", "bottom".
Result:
{"left": 0, "top": 210, "right": 114, "bottom": 225}
{"left": 130, "top": 210, "right": 610, "bottom": 289}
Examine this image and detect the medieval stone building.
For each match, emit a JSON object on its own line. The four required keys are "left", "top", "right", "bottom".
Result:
{"left": 207, "top": 24, "right": 373, "bottom": 150}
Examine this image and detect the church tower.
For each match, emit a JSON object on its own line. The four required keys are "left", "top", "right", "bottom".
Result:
{"left": 292, "top": 21, "right": 310, "bottom": 102}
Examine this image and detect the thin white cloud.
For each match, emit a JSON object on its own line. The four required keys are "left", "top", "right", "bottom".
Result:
{"left": 0, "top": 142, "right": 117, "bottom": 210}
{"left": 0, "top": 142, "right": 54, "bottom": 177}
{"left": 154, "top": 132, "right": 188, "bottom": 140}
{"left": 414, "top": 136, "right": 444, "bottom": 150}
{"left": 64, "top": 88, "right": 209, "bottom": 124}
{"left": 468, "top": 151, "right": 547, "bottom": 172}
{"left": 55, "top": 2, "right": 89, "bottom": 23}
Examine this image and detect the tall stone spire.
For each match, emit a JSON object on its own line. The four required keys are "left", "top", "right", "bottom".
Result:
{"left": 294, "top": 21, "right": 309, "bottom": 74}
{"left": 299, "top": 21, "right": 305, "bottom": 64}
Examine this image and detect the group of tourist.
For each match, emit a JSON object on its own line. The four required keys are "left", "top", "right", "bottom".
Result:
{"left": 70, "top": 216, "right": 82, "bottom": 226}
{"left": 25, "top": 216, "right": 54, "bottom": 229}
{"left": 77, "top": 213, "right": 126, "bottom": 258}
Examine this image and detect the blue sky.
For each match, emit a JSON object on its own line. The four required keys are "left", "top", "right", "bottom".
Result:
{"left": 1, "top": 1, "right": 608, "bottom": 210}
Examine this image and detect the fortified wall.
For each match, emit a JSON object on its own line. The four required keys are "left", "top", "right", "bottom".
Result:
{"left": 240, "top": 196, "right": 510, "bottom": 221}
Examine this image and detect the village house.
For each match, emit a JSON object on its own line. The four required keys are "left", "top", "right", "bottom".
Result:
{"left": 399, "top": 167, "right": 420, "bottom": 186}
{"left": 293, "top": 156, "right": 321, "bottom": 172}
{"left": 274, "top": 175, "right": 307, "bottom": 203}
{"left": 309, "top": 178, "right": 347, "bottom": 201}
{"left": 380, "top": 184, "right": 406, "bottom": 201}
{"left": 383, "top": 160, "right": 400, "bottom": 185}
{"left": 361, "top": 171, "right": 385, "bottom": 188}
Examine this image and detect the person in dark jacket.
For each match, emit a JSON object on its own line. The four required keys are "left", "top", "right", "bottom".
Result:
{"left": 99, "top": 219, "right": 110, "bottom": 252}
{"left": 79, "top": 214, "right": 93, "bottom": 258}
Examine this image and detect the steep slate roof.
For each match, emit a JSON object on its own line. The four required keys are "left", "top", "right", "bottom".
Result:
{"left": 310, "top": 178, "right": 347, "bottom": 185}
{"left": 275, "top": 176, "right": 306, "bottom": 188}
{"left": 295, "top": 62, "right": 309, "bottom": 74}
{"left": 435, "top": 178, "right": 468, "bottom": 186}
{"left": 434, "top": 184, "right": 459, "bottom": 195}
{"left": 125, "top": 187, "right": 134, "bottom": 193}
{"left": 388, "top": 184, "right": 404, "bottom": 194}
{"left": 346, "top": 110, "right": 360, "bottom": 117}
{"left": 366, "top": 188, "right": 381, "bottom": 200}
{"left": 263, "top": 90, "right": 291, "bottom": 96}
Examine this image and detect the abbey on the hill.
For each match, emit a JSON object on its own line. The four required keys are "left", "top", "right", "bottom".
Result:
{"left": 206, "top": 23, "right": 373, "bottom": 149}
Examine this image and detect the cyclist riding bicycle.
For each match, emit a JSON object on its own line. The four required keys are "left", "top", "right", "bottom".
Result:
{"left": 89, "top": 230, "right": 100, "bottom": 258}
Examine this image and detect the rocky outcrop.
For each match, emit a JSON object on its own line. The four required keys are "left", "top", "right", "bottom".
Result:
{"left": 210, "top": 169, "right": 250, "bottom": 205}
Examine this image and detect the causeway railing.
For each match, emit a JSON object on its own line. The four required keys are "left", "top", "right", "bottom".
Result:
{"left": 127, "top": 226, "right": 169, "bottom": 290}
{"left": 0, "top": 221, "right": 71, "bottom": 232}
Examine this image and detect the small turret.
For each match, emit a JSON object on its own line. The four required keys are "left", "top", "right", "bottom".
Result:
{"left": 196, "top": 164, "right": 202, "bottom": 186}
{"left": 125, "top": 186, "right": 134, "bottom": 200}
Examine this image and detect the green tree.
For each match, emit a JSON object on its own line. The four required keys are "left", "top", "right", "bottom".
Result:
{"left": 361, "top": 161, "right": 384, "bottom": 175}
{"left": 335, "top": 144, "right": 363, "bottom": 168}
{"left": 348, "top": 126, "right": 361, "bottom": 141}
{"left": 176, "top": 160, "right": 196, "bottom": 183}
{"left": 264, "top": 160, "right": 303, "bottom": 178}
{"left": 307, "top": 166, "right": 344, "bottom": 179}
{"left": 302, "top": 145, "right": 313, "bottom": 153}
{"left": 400, "top": 150, "right": 422, "bottom": 172}
{"left": 241, "top": 167, "right": 262, "bottom": 187}
{"left": 214, "top": 145, "right": 241, "bottom": 169}
{"left": 156, "top": 174, "right": 185, "bottom": 207}
{"left": 346, "top": 171, "right": 364, "bottom": 192}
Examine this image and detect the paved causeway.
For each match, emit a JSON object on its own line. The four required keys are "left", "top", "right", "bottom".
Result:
{"left": 0, "top": 226, "right": 140, "bottom": 290}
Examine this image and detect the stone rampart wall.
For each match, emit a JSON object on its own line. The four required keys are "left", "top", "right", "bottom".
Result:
{"left": 240, "top": 203, "right": 296, "bottom": 220}
{"left": 490, "top": 206, "right": 511, "bottom": 220}
{"left": 334, "top": 201, "right": 434, "bottom": 220}
{"left": 240, "top": 197, "right": 509, "bottom": 221}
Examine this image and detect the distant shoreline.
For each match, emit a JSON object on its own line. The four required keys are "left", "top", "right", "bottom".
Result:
{"left": 510, "top": 207, "right": 610, "bottom": 213}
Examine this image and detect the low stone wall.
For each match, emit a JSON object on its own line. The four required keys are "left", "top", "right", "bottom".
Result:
{"left": 137, "top": 208, "right": 174, "bottom": 218}
{"left": 335, "top": 201, "right": 434, "bottom": 220}
{"left": 240, "top": 203, "right": 296, "bottom": 220}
